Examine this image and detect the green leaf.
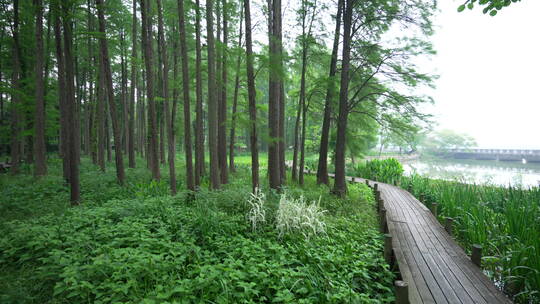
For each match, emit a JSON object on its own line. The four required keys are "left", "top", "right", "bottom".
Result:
{"left": 457, "top": 4, "right": 466, "bottom": 12}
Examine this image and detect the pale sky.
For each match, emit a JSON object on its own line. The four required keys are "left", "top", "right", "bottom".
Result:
{"left": 427, "top": 0, "right": 540, "bottom": 149}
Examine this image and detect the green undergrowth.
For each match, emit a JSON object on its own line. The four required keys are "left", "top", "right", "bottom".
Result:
{"left": 0, "top": 157, "right": 394, "bottom": 303}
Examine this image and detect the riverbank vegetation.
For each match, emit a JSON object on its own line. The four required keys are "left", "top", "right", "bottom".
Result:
{"left": 0, "top": 157, "right": 395, "bottom": 303}
{"left": 356, "top": 158, "right": 540, "bottom": 303}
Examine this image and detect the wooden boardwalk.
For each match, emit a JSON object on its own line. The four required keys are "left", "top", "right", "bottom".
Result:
{"left": 321, "top": 172, "right": 512, "bottom": 303}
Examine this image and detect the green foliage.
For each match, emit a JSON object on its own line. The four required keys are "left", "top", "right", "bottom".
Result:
{"left": 355, "top": 158, "right": 404, "bottom": 185}
{"left": 401, "top": 175, "right": 540, "bottom": 303}
{"left": 458, "top": 0, "right": 522, "bottom": 16}
{"left": 0, "top": 158, "right": 395, "bottom": 303}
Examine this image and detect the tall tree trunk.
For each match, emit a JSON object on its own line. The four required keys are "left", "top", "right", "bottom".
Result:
{"left": 268, "top": 0, "right": 282, "bottom": 190}
{"left": 10, "top": 0, "right": 22, "bottom": 175}
{"left": 140, "top": 0, "right": 160, "bottom": 180}
{"left": 299, "top": 97, "right": 307, "bottom": 185}
{"left": 317, "top": 0, "right": 342, "bottom": 185}
{"left": 218, "top": 0, "right": 229, "bottom": 184}
{"left": 177, "top": 0, "right": 195, "bottom": 191}
{"left": 244, "top": 0, "right": 259, "bottom": 192}
{"left": 229, "top": 6, "right": 243, "bottom": 173}
{"left": 206, "top": 0, "right": 220, "bottom": 189}
{"left": 96, "top": 0, "right": 125, "bottom": 185}
{"left": 128, "top": 0, "right": 137, "bottom": 168}
{"left": 34, "top": 0, "right": 47, "bottom": 176}
{"left": 61, "top": 1, "right": 81, "bottom": 204}
{"left": 332, "top": 0, "right": 353, "bottom": 197}
{"left": 120, "top": 30, "right": 129, "bottom": 155}
{"left": 97, "top": 54, "right": 106, "bottom": 171}
{"left": 298, "top": 0, "right": 317, "bottom": 185}
{"left": 292, "top": 91, "right": 301, "bottom": 180}
{"left": 157, "top": 0, "right": 174, "bottom": 193}
{"left": 194, "top": 0, "right": 205, "bottom": 187}
{"left": 53, "top": 5, "right": 70, "bottom": 181}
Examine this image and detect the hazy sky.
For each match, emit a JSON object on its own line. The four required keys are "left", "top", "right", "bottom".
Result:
{"left": 427, "top": 0, "right": 540, "bottom": 149}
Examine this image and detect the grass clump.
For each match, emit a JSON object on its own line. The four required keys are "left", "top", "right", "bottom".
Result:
{"left": 246, "top": 187, "right": 267, "bottom": 232}
{"left": 276, "top": 193, "right": 327, "bottom": 239}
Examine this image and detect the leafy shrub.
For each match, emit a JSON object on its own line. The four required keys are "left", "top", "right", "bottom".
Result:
{"left": 276, "top": 193, "right": 327, "bottom": 239}
{"left": 355, "top": 158, "right": 404, "bottom": 184}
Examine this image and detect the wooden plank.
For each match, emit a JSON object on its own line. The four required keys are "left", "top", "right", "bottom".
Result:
{"left": 392, "top": 189, "right": 489, "bottom": 304}
{"left": 311, "top": 173, "right": 511, "bottom": 303}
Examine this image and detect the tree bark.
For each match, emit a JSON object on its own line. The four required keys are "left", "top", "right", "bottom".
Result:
{"left": 194, "top": 0, "right": 205, "bottom": 187}
{"left": 53, "top": 4, "right": 70, "bottom": 182}
{"left": 96, "top": 0, "right": 126, "bottom": 185}
{"left": 229, "top": 6, "right": 243, "bottom": 173}
{"left": 332, "top": 0, "right": 353, "bottom": 197}
{"left": 10, "top": 0, "right": 22, "bottom": 175}
{"left": 156, "top": 0, "right": 175, "bottom": 192}
{"left": 140, "top": 0, "right": 160, "bottom": 180}
{"left": 177, "top": 0, "right": 195, "bottom": 191}
{"left": 61, "top": 1, "right": 81, "bottom": 203}
{"left": 218, "top": 0, "right": 229, "bottom": 184}
{"left": 97, "top": 55, "right": 106, "bottom": 171}
{"left": 268, "top": 0, "right": 282, "bottom": 190}
{"left": 34, "top": 0, "right": 47, "bottom": 176}
{"left": 206, "top": 0, "right": 220, "bottom": 189}
{"left": 120, "top": 30, "right": 129, "bottom": 155}
{"left": 317, "top": 0, "right": 342, "bottom": 185}
{"left": 128, "top": 0, "right": 137, "bottom": 168}
{"left": 244, "top": 0, "right": 259, "bottom": 192}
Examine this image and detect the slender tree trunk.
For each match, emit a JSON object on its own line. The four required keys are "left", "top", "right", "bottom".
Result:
{"left": 194, "top": 0, "right": 205, "bottom": 186}
{"left": 61, "top": 1, "right": 81, "bottom": 203}
{"left": 229, "top": 6, "right": 243, "bottom": 173}
{"left": 34, "top": 0, "right": 47, "bottom": 176}
{"left": 206, "top": 0, "right": 220, "bottom": 189}
{"left": 53, "top": 5, "right": 70, "bottom": 181}
{"left": 177, "top": 0, "right": 195, "bottom": 191}
{"left": 332, "top": 0, "right": 353, "bottom": 196}
{"left": 299, "top": 97, "right": 307, "bottom": 185}
{"left": 140, "top": 0, "right": 160, "bottom": 180}
{"left": 317, "top": 0, "right": 342, "bottom": 185}
{"left": 292, "top": 93, "right": 301, "bottom": 180}
{"left": 156, "top": 0, "right": 175, "bottom": 193}
{"left": 120, "top": 30, "right": 129, "bottom": 155}
{"left": 97, "top": 56, "right": 106, "bottom": 171}
{"left": 244, "top": 0, "right": 259, "bottom": 192}
{"left": 10, "top": 0, "right": 22, "bottom": 175}
{"left": 96, "top": 0, "right": 125, "bottom": 185}
{"left": 292, "top": 2, "right": 307, "bottom": 182}
{"left": 106, "top": 110, "right": 112, "bottom": 162}
{"left": 128, "top": 0, "right": 137, "bottom": 168}
{"left": 218, "top": 0, "right": 229, "bottom": 184}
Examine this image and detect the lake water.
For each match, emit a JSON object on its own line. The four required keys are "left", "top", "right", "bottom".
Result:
{"left": 402, "top": 157, "right": 540, "bottom": 188}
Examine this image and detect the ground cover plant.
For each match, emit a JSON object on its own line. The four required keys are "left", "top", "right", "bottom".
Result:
{"left": 0, "top": 157, "right": 395, "bottom": 303}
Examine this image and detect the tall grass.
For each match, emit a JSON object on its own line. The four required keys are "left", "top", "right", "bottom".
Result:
{"left": 400, "top": 175, "right": 540, "bottom": 303}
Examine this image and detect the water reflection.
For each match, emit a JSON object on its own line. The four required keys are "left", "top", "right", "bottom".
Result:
{"left": 403, "top": 157, "right": 540, "bottom": 188}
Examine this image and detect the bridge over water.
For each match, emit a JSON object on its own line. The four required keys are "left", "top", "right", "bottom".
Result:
{"left": 442, "top": 149, "right": 540, "bottom": 162}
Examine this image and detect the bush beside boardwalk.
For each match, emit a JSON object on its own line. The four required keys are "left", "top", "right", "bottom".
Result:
{"left": 0, "top": 157, "right": 395, "bottom": 303}
{"left": 355, "top": 158, "right": 540, "bottom": 303}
